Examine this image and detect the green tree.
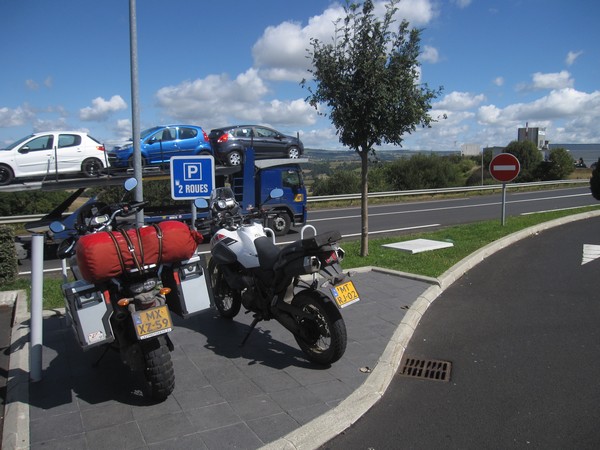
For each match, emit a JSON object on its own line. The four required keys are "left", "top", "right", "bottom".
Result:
{"left": 385, "top": 154, "right": 463, "bottom": 190}
{"left": 504, "top": 140, "right": 543, "bottom": 182}
{"left": 544, "top": 147, "right": 574, "bottom": 180}
{"left": 303, "top": 0, "right": 441, "bottom": 256}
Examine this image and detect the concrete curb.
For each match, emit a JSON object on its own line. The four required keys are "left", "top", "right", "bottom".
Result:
{"left": 2, "top": 290, "right": 29, "bottom": 450}
{"left": 263, "top": 209, "right": 600, "bottom": 450}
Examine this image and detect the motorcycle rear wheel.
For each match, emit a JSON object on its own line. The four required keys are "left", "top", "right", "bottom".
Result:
{"left": 291, "top": 292, "right": 347, "bottom": 365}
{"left": 208, "top": 258, "right": 242, "bottom": 319}
{"left": 141, "top": 335, "right": 174, "bottom": 402}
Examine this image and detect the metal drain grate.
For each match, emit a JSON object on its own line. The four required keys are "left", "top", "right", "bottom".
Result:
{"left": 399, "top": 357, "right": 451, "bottom": 382}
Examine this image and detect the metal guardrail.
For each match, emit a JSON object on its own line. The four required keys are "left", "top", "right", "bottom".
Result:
{"left": 306, "top": 179, "right": 588, "bottom": 203}
{"left": 0, "top": 179, "right": 589, "bottom": 225}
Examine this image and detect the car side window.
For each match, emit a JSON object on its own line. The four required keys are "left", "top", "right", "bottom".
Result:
{"left": 233, "top": 128, "right": 251, "bottom": 138}
{"left": 161, "top": 128, "right": 176, "bottom": 141}
{"left": 255, "top": 127, "right": 275, "bottom": 138}
{"left": 179, "top": 127, "right": 197, "bottom": 140}
{"left": 58, "top": 134, "right": 81, "bottom": 148}
{"left": 22, "top": 135, "right": 54, "bottom": 151}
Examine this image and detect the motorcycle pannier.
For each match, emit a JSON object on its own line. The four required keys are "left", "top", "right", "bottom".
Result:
{"left": 62, "top": 280, "right": 114, "bottom": 349}
{"left": 161, "top": 254, "right": 213, "bottom": 318}
{"left": 75, "top": 221, "right": 203, "bottom": 283}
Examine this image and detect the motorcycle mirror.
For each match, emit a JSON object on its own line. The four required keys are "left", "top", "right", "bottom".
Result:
{"left": 269, "top": 188, "right": 284, "bottom": 199}
{"left": 49, "top": 221, "right": 66, "bottom": 233}
{"left": 194, "top": 198, "right": 208, "bottom": 209}
{"left": 124, "top": 178, "right": 138, "bottom": 192}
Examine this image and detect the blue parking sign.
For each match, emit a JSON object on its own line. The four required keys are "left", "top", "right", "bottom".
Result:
{"left": 170, "top": 156, "right": 215, "bottom": 200}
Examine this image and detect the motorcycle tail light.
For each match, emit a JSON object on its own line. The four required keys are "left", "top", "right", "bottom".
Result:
{"left": 336, "top": 247, "right": 345, "bottom": 262}
{"left": 324, "top": 251, "right": 338, "bottom": 265}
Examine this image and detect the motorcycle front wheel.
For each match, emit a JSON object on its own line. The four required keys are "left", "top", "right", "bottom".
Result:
{"left": 141, "top": 335, "right": 174, "bottom": 402}
{"left": 208, "top": 258, "right": 242, "bottom": 319}
{"left": 291, "top": 291, "right": 347, "bottom": 365}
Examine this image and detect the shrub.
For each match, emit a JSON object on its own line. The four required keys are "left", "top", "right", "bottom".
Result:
{"left": 0, "top": 225, "right": 18, "bottom": 284}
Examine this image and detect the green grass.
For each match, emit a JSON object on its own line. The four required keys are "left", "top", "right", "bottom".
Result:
{"left": 341, "top": 205, "right": 600, "bottom": 278}
{"left": 2, "top": 205, "right": 599, "bottom": 310}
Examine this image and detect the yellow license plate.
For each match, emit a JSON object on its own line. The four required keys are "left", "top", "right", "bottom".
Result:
{"left": 132, "top": 305, "right": 173, "bottom": 340}
{"left": 331, "top": 280, "right": 360, "bottom": 308}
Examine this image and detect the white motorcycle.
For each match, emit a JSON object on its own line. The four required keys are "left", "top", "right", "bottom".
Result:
{"left": 198, "top": 187, "right": 360, "bottom": 365}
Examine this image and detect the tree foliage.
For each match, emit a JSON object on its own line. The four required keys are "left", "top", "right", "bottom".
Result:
{"left": 504, "top": 140, "right": 543, "bottom": 182}
{"left": 303, "top": 0, "right": 442, "bottom": 255}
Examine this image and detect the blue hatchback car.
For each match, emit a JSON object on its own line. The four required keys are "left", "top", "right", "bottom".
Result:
{"left": 108, "top": 125, "right": 212, "bottom": 168}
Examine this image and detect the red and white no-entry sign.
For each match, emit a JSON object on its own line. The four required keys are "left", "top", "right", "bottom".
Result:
{"left": 489, "top": 153, "right": 520, "bottom": 183}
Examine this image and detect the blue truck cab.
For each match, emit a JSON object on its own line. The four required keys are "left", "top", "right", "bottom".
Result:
{"left": 231, "top": 149, "right": 307, "bottom": 235}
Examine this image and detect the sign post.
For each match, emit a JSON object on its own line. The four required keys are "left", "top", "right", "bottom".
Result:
{"left": 489, "top": 153, "right": 520, "bottom": 226}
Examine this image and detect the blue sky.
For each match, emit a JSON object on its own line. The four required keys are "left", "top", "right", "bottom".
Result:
{"left": 2, "top": 0, "right": 599, "bottom": 152}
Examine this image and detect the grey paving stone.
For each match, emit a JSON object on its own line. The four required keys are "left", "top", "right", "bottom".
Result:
{"left": 30, "top": 433, "right": 87, "bottom": 450}
{"left": 173, "top": 385, "right": 225, "bottom": 411}
{"left": 247, "top": 412, "right": 300, "bottom": 444}
{"left": 212, "top": 376, "right": 263, "bottom": 402}
{"left": 229, "top": 393, "right": 285, "bottom": 420}
{"left": 137, "top": 411, "right": 196, "bottom": 445}
{"left": 30, "top": 411, "right": 83, "bottom": 444}
{"left": 198, "top": 422, "right": 264, "bottom": 450}
{"left": 305, "top": 379, "right": 353, "bottom": 404}
{"left": 185, "top": 402, "right": 242, "bottom": 432}
{"left": 148, "top": 432, "right": 209, "bottom": 450}
{"left": 84, "top": 421, "right": 145, "bottom": 450}
{"left": 80, "top": 402, "right": 134, "bottom": 431}
{"left": 268, "top": 385, "right": 323, "bottom": 411}
{"left": 247, "top": 370, "right": 301, "bottom": 393}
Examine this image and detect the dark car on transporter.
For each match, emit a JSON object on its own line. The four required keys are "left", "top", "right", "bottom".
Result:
{"left": 107, "top": 125, "right": 212, "bottom": 169}
{"left": 208, "top": 125, "right": 304, "bottom": 166}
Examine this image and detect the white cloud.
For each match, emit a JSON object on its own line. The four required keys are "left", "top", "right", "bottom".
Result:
{"left": 252, "top": 0, "right": 436, "bottom": 82}
{"left": 79, "top": 95, "right": 127, "bottom": 121}
{"left": 518, "top": 71, "right": 574, "bottom": 92}
{"left": 453, "top": 0, "right": 472, "bottom": 8}
{"left": 565, "top": 50, "right": 583, "bottom": 66}
{"left": 421, "top": 45, "right": 439, "bottom": 63}
{"left": 25, "top": 80, "right": 39, "bottom": 90}
{"left": 434, "top": 91, "right": 486, "bottom": 111}
{"left": 493, "top": 77, "right": 504, "bottom": 87}
{"left": 155, "top": 69, "right": 317, "bottom": 130}
{"left": 0, "top": 105, "right": 35, "bottom": 127}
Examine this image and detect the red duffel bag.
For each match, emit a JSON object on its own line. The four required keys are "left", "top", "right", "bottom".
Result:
{"left": 75, "top": 221, "right": 204, "bottom": 283}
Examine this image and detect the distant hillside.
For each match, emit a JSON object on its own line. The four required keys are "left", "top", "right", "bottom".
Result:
{"left": 305, "top": 148, "right": 460, "bottom": 162}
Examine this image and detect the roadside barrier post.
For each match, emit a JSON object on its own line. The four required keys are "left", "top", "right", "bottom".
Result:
{"left": 30, "top": 233, "right": 44, "bottom": 382}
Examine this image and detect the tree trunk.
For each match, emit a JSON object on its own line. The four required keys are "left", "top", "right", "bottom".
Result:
{"left": 359, "top": 148, "right": 369, "bottom": 257}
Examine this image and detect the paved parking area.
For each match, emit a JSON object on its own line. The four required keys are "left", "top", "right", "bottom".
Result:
{"left": 9, "top": 270, "right": 432, "bottom": 449}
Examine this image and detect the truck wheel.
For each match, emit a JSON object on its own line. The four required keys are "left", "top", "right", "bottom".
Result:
{"left": 227, "top": 151, "right": 242, "bottom": 166}
{"left": 0, "top": 164, "right": 14, "bottom": 186}
{"left": 268, "top": 212, "right": 291, "bottom": 236}
{"left": 288, "top": 146, "right": 300, "bottom": 159}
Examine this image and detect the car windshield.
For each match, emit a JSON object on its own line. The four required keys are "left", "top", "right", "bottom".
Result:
{"left": 3, "top": 135, "right": 34, "bottom": 150}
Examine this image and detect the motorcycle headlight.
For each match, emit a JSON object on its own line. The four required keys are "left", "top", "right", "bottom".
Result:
{"left": 87, "top": 214, "right": 110, "bottom": 227}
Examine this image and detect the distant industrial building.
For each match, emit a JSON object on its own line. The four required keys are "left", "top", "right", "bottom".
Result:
{"left": 517, "top": 126, "right": 549, "bottom": 150}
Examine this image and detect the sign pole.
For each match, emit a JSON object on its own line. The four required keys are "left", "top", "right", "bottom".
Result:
{"left": 501, "top": 183, "right": 507, "bottom": 226}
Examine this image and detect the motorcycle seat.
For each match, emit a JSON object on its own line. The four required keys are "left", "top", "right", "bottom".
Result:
{"left": 255, "top": 236, "right": 281, "bottom": 270}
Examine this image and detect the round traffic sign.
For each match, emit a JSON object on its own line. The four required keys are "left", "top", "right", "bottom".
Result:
{"left": 489, "top": 153, "right": 520, "bottom": 183}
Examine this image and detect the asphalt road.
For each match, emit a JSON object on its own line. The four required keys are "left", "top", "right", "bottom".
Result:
{"left": 323, "top": 214, "right": 600, "bottom": 448}
{"left": 17, "top": 186, "right": 597, "bottom": 275}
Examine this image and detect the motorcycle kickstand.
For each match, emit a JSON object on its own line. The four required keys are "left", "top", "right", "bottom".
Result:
{"left": 240, "top": 315, "right": 261, "bottom": 347}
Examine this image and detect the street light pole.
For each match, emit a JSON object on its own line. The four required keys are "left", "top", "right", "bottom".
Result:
{"left": 129, "top": 0, "right": 143, "bottom": 226}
